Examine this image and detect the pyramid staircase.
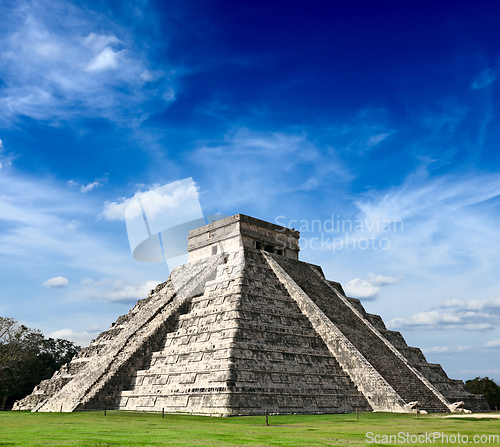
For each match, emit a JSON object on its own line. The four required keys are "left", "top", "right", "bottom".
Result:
{"left": 117, "top": 248, "right": 370, "bottom": 415}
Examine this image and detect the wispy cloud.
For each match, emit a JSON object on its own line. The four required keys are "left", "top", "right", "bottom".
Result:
{"left": 367, "top": 273, "right": 403, "bottom": 286}
{"left": 354, "top": 168, "right": 500, "bottom": 277}
{"left": 101, "top": 196, "right": 134, "bottom": 221}
{"left": 441, "top": 297, "right": 500, "bottom": 311}
{"left": 0, "top": 137, "right": 13, "bottom": 170}
{"left": 191, "top": 128, "right": 351, "bottom": 209}
{"left": 356, "top": 168, "right": 500, "bottom": 226}
{"left": 80, "top": 181, "right": 102, "bottom": 193}
{"left": 68, "top": 175, "right": 107, "bottom": 193}
{"left": 471, "top": 67, "right": 497, "bottom": 90}
{"left": 483, "top": 339, "right": 500, "bottom": 349}
{"left": 422, "top": 346, "right": 471, "bottom": 354}
{"left": 387, "top": 296, "right": 500, "bottom": 331}
{"left": 0, "top": 0, "right": 176, "bottom": 125}
{"left": 367, "top": 133, "right": 389, "bottom": 147}
{"left": 85, "top": 36, "right": 125, "bottom": 72}
{"left": 87, "top": 279, "right": 161, "bottom": 303}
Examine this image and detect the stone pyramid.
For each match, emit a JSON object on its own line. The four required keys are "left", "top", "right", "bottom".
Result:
{"left": 15, "top": 214, "right": 489, "bottom": 415}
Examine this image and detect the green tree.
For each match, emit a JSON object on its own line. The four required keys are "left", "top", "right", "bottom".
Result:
{"left": 0, "top": 317, "right": 80, "bottom": 409}
{"left": 0, "top": 317, "right": 36, "bottom": 408}
{"left": 0, "top": 318, "right": 33, "bottom": 371}
{"left": 466, "top": 376, "right": 500, "bottom": 411}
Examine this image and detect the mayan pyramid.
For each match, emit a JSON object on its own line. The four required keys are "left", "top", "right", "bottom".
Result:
{"left": 15, "top": 214, "right": 489, "bottom": 415}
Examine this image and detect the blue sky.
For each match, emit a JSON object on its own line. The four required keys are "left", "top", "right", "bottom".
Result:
{"left": 1, "top": 0, "right": 500, "bottom": 383}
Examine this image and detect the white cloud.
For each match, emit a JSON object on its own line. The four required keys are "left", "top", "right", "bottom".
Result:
{"left": 483, "top": 339, "right": 500, "bottom": 349}
{"left": 388, "top": 296, "right": 500, "bottom": 331}
{"left": 140, "top": 69, "right": 163, "bottom": 83}
{"left": 33, "top": 41, "right": 60, "bottom": 58}
{"left": 344, "top": 273, "right": 402, "bottom": 301}
{"left": 101, "top": 179, "right": 201, "bottom": 222}
{"left": 440, "top": 299, "right": 466, "bottom": 308}
{"left": 422, "top": 346, "right": 471, "bottom": 354}
{"left": 442, "top": 296, "right": 500, "bottom": 312}
{"left": 367, "top": 133, "right": 389, "bottom": 146}
{"left": 0, "top": 138, "right": 13, "bottom": 170}
{"left": 89, "top": 279, "right": 161, "bottom": 303}
{"left": 42, "top": 276, "right": 69, "bottom": 288}
{"left": 138, "top": 181, "right": 201, "bottom": 222}
{"left": 80, "top": 181, "right": 102, "bottom": 193}
{"left": 67, "top": 220, "right": 80, "bottom": 230}
{"left": 344, "top": 278, "right": 380, "bottom": 300}
{"left": 162, "top": 87, "right": 175, "bottom": 101}
{"left": 101, "top": 196, "right": 133, "bottom": 221}
{"left": 0, "top": 138, "right": 4, "bottom": 170}
{"left": 48, "top": 328, "right": 97, "bottom": 346}
{"left": 471, "top": 68, "right": 497, "bottom": 90}
{"left": 80, "top": 277, "right": 94, "bottom": 285}
{"left": 68, "top": 177, "right": 105, "bottom": 193}
{"left": 82, "top": 33, "right": 121, "bottom": 53}
{"left": 86, "top": 47, "right": 125, "bottom": 72}
{"left": 366, "top": 273, "right": 403, "bottom": 286}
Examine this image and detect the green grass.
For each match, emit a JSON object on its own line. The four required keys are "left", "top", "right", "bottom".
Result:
{"left": 0, "top": 411, "right": 499, "bottom": 446}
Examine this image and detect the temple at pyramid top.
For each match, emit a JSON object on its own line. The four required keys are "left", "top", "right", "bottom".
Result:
{"left": 188, "top": 214, "right": 300, "bottom": 262}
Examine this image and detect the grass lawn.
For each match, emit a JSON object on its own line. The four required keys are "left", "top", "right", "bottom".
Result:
{"left": 0, "top": 411, "right": 499, "bottom": 446}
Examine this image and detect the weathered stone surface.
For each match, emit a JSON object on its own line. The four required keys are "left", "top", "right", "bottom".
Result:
{"left": 14, "top": 214, "right": 489, "bottom": 414}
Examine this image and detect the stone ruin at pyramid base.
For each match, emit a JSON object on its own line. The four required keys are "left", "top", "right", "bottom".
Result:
{"left": 14, "top": 214, "right": 490, "bottom": 415}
